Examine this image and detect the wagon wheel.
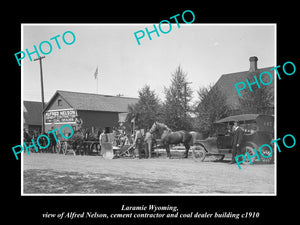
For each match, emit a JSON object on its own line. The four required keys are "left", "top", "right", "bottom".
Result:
{"left": 75, "top": 143, "right": 83, "bottom": 155}
{"left": 90, "top": 143, "right": 99, "bottom": 155}
{"left": 81, "top": 142, "right": 88, "bottom": 155}
{"left": 192, "top": 145, "right": 206, "bottom": 162}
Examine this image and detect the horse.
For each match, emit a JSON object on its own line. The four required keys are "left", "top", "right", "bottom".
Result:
{"left": 149, "top": 121, "right": 193, "bottom": 158}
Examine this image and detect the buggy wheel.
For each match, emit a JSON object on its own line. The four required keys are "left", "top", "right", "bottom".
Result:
{"left": 192, "top": 145, "right": 206, "bottom": 161}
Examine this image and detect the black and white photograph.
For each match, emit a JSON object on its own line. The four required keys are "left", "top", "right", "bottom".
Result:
{"left": 21, "top": 24, "right": 276, "bottom": 195}
{"left": 5, "top": 5, "right": 298, "bottom": 225}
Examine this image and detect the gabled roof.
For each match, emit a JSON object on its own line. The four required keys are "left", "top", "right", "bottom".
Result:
{"left": 44, "top": 90, "right": 138, "bottom": 113}
{"left": 24, "top": 101, "right": 44, "bottom": 125}
{"left": 215, "top": 67, "right": 274, "bottom": 109}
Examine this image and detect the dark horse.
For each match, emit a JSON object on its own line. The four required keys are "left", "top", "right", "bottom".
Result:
{"left": 149, "top": 121, "right": 192, "bottom": 158}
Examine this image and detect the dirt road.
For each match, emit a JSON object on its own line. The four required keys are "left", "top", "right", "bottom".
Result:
{"left": 23, "top": 153, "right": 275, "bottom": 195}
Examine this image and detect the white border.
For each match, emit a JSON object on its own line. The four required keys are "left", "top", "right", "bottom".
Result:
{"left": 274, "top": 24, "right": 277, "bottom": 196}
{"left": 21, "top": 23, "right": 277, "bottom": 196}
{"left": 21, "top": 25, "right": 24, "bottom": 195}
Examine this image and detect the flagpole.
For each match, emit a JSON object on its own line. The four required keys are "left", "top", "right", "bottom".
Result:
{"left": 94, "top": 66, "right": 99, "bottom": 94}
{"left": 96, "top": 75, "right": 98, "bottom": 94}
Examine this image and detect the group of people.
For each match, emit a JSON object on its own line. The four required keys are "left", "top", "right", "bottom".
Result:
{"left": 96, "top": 120, "right": 244, "bottom": 162}
{"left": 24, "top": 120, "right": 244, "bottom": 162}
{"left": 131, "top": 125, "right": 154, "bottom": 159}
{"left": 98, "top": 125, "right": 154, "bottom": 159}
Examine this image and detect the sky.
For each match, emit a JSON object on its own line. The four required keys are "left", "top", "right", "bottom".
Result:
{"left": 22, "top": 24, "right": 275, "bottom": 103}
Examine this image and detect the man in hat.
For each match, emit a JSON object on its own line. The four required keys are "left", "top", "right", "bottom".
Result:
{"left": 144, "top": 128, "right": 153, "bottom": 158}
{"left": 230, "top": 120, "right": 244, "bottom": 164}
{"left": 133, "top": 124, "right": 144, "bottom": 159}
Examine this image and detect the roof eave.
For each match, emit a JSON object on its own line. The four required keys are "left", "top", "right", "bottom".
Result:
{"left": 42, "top": 90, "right": 74, "bottom": 113}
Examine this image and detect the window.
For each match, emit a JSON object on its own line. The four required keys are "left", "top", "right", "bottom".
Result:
{"left": 241, "top": 123, "right": 258, "bottom": 135}
{"left": 57, "top": 99, "right": 62, "bottom": 106}
{"left": 264, "top": 121, "right": 273, "bottom": 127}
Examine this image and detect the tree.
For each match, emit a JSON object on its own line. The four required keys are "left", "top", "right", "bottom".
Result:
{"left": 125, "top": 85, "right": 162, "bottom": 130}
{"left": 162, "top": 66, "right": 193, "bottom": 131}
{"left": 238, "top": 72, "right": 274, "bottom": 114}
{"left": 194, "top": 83, "right": 231, "bottom": 136}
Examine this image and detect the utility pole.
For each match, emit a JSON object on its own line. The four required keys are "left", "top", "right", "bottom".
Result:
{"left": 34, "top": 56, "right": 46, "bottom": 133}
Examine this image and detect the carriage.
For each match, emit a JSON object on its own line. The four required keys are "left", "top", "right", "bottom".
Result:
{"left": 55, "top": 130, "right": 135, "bottom": 158}
{"left": 55, "top": 139, "right": 101, "bottom": 156}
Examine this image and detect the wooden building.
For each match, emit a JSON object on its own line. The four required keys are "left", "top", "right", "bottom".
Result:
{"left": 23, "top": 100, "right": 43, "bottom": 135}
{"left": 214, "top": 56, "right": 275, "bottom": 115}
{"left": 43, "top": 90, "right": 138, "bottom": 134}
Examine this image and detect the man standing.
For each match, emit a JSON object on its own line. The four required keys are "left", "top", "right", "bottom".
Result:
{"left": 133, "top": 125, "right": 144, "bottom": 159}
{"left": 144, "top": 128, "right": 153, "bottom": 158}
{"left": 230, "top": 120, "right": 243, "bottom": 164}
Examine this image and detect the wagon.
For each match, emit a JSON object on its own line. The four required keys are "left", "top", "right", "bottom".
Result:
{"left": 81, "top": 141, "right": 101, "bottom": 155}
{"left": 55, "top": 132, "right": 101, "bottom": 156}
{"left": 193, "top": 114, "right": 274, "bottom": 163}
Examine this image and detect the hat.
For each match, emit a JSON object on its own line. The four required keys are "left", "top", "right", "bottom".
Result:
{"left": 233, "top": 120, "right": 239, "bottom": 124}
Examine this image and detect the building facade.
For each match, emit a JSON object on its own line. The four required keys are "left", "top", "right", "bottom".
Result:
{"left": 23, "top": 101, "right": 43, "bottom": 135}
{"left": 214, "top": 56, "right": 274, "bottom": 115}
{"left": 43, "top": 90, "right": 138, "bottom": 135}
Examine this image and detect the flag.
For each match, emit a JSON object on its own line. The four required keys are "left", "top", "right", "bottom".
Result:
{"left": 94, "top": 66, "right": 98, "bottom": 79}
